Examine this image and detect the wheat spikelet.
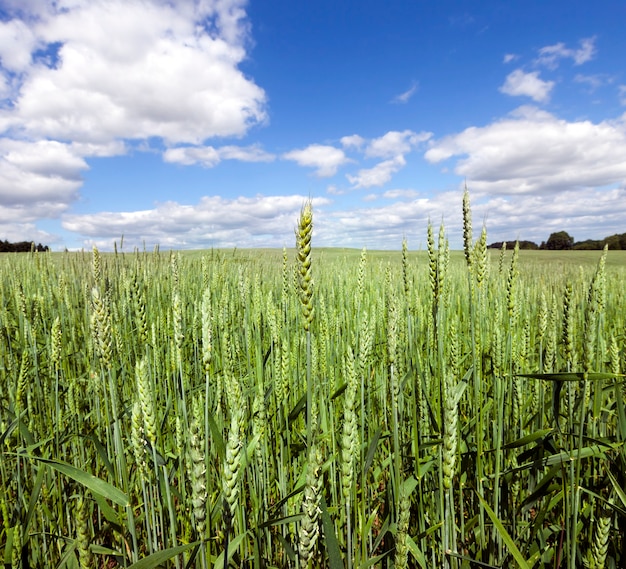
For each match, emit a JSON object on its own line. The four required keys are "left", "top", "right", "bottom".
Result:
{"left": 341, "top": 348, "right": 358, "bottom": 504}
{"left": 188, "top": 395, "right": 207, "bottom": 539}
{"left": 282, "top": 246, "right": 289, "bottom": 310}
{"left": 296, "top": 200, "right": 314, "bottom": 331}
{"left": 394, "top": 483, "right": 411, "bottom": 569}
{"left": 585, "top": 504, "right": 612, "bottom": 569}
{"left": 462, "top": 186, "right": 473, "bottom": 270}
{"left": 448, "top": 321, "right": 460, "bottom": 379}
{"left": 437, "top": 221, "right": 449, "bottom": 307}
{"left": 387, "top": 296, "right": 399, "bottom": 396}
{"left": 506, "top": 241, "right": 520, "bottom": 325}
{"left": 298, "top": 442, "right": 324, "bottom": 567}
{"left": 252, "top": 385, "right": 267, "bottom": 485}
{"left": 131, "top": 401, "right": 149, "bottom": 476}
{"left": 427, "top": 221, "right": 436, "bottom": 300}
{"left": 15, "top": 348, "right": 30, "bottom": 409}
{"left": 76, "top": 495, "right": 93, "bottom": 569}
{"left": 222, "top": 408, "right": 243, "bottom": 521}
{"left": 442, "top": 371, "right": 458, "bottom": 490}
{"left": 135, "top": 356, "right": 157, "bottom": 446}
{"left": 356, "top": 247, "right": 367, "bottom": 303}
{"left": 172, "top": 290, "right": 184, "bottom": 370}
{"left": 11, "top": 523, "right": 22, "bottom": 569}
{"left": 498, "top": 241, "right": 507, "bottom": 275}
{"left": 562, "top": 283, "right": 576, "bottom": 370}
{"left": 473, "top": 225, "right": 487, "bottom": 288}
{"left": 358, "top": 310, "right": 373, "bottom": 381}
{"left": 538, "top": 291, "right": 548, "bottom": 347}
{"left": 609, "top": 335, "right": 620, "bottom": 376}
{"left": 50, "top": 316, "right": 62, "bottom": 373}
{"left": 401, "top": 237, "right": 410, "bottom": 301}
{"left": 201, "top": 288, "right": 212, "bottom": 374}
{"left": 92, "top": 245, "right": 101, "bottom": 284}
{"left": 90, "top": 286, "right": 113, "bottom": 369}
{"left": 130, "top": 268, "right": 148, "bottom": 345}
{"left": 544, "top": 299, "right": 557, "bottom": 373}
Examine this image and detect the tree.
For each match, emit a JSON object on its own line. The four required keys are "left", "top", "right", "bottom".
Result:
{"left": 544, "top": 231, "right": 574, "bottom": 250}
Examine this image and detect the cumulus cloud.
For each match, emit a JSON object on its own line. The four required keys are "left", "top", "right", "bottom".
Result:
{"left": 536, "top": 37, "right": 596, "bottom": 69}
{"left": 425, "top": 105, "right": 626, "bottom": 195}
{"left": 365, "top": 130, "right": 432, "bottom": 158}
{"left": 314, "top": 191, "right": 460, "bottom": 249}
{"left": 383, "top": 189, "right": 420, "bottom": 200}
{"left": 0, "top": 219, "right": 57, "bottom": 244}
{"left": 314, "top": 185, "right": 626, "bottom": 250}
{"left": 461, "top": 186, "right": 626, "bottom": 247}
{"left": 500, "top": 69, "right": 554, "bottom": 102}
{"left": 0, "top": 139, "right": 86, "bottom": 213}
{"left": 283, "top": 144, "right": 350, "bottom": 177}
{"left": 0, "top": 1, "right": 266, "bottom": 144}
{"left": 347, "top": 155, "right": 406, "bottom": 188}
{"left": 163, "top": 144, "right": 275, "bottom": 167}
{"left": 503, "top": 53, "right": 517, "bottom": 64}
{"left": 0, "top": 0, "right": 267, "bottom": 220}
{"left": 341, "top": 134, "right": 365, "bottom": 149}
{"left": 55, "top": 183, "right": 626, "bottom": 251}
{"left": 62, "top": 194, "right": 331, "bottom": 250}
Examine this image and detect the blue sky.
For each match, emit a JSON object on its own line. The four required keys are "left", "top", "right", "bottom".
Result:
{"left": 1, "top": 0, "right": 626, "bottom": 251}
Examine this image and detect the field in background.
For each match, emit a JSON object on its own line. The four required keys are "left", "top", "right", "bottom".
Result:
{"left": 182, "top": 246, "right": 626, "bottom": 268}
{"left": 1, "top": 220, "right": 625, "bottom": 568}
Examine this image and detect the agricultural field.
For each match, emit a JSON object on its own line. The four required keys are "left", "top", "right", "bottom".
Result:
{"left": 1, "top": 199, "right": 625, "bottom": 568}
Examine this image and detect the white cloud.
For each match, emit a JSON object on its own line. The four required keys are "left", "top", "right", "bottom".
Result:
{"left": 383, "top": 189, "right": 420, "bottom": 200}
{"left": 218, "top": 145, "right": 275, "bottom": 163}
{"left": 313, "top": 185, "right": 626, "bottom": 250}
{"left": 1, "top": 1, "right": 266, "bottom": 144}
{"left": 0, "top": 139, "right": 86, "bottom": 212}
{"left": 574, "top": 73, "right": 611, "bottom": 92}
{"left": 391, "top": 81, "right": 418, "bottom": 104}
{"left": 0, "top": 0, "right": 267, "bottom": 223}
{"left": 54, "top": 184, "right": 626, "bottom": 251}
{"left": 283, "top": 144, "right": 350, "bottom": 177}
{"left": 0, "top": 18, "right": 37, "bottom": 72}
{"left": 536, "top": 37, "right": 596, "bottom": 69}
{"left": 326, "top": 185, "right": 344, "bottom": 195}
{"left": 500, "top": 69, "right": 554, "bottom": 102}
{"left": 314, "top": 191, "right": 458, "bottom": 249}
{"left": 425, "top": 105, "right": 626, "bottom": 195}
{"left": 619, "top": 85, "right": 626, "bottom": 105}
{"left": 465, "top": 187, "right": 626, "bottom": 246}
{"left": 340, "top": 134, "right": 365, "bottom": 149}
{"left": 503, "top": 53, "right": 517, "bottom": 64}
{"left": 0, "top": 220, "right": 56, "bottom": 244}
{"left": 62, "top": 194, "right": 332, "bottom": 250}
{"left": 163, "top": 144, "right": 274, "bottom": 167}
{"left": 365, "top": 130, "right": 432, "bottom": 158}
{"left": 347, "top": 155, "right": 406, "bottom": 188}
{"left": 164, "top": 146, "right": 221, "bottom": 168}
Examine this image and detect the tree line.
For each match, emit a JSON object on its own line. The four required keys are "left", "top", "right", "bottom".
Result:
{"left": 0, "top": 240, "right": 50, "bottom": 253}
{"left": 489, "top": 230, "right": 626, "bottom": 251}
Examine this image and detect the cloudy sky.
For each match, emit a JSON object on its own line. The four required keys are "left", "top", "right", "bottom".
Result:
{"left": 1, "top": 0, "right": 625, "bottom": 251}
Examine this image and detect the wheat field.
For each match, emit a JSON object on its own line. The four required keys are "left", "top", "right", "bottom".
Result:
{"left": 1, "top": 195, "right": 625, "bottom": 568}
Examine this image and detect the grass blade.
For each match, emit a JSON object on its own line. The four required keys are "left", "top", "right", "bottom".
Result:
{"left": 21, "top": 455, "right": 129, "bottom": 507}
{"left": 475, "top": 491, "right": 530, "bottom": 569}
{"left": 128, "top": 542, "right": 200, "bottom": 569}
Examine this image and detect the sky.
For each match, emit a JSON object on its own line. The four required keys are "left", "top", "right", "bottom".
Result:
{"left": 1, "top": 0, "right": 626, "bottom": 251}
